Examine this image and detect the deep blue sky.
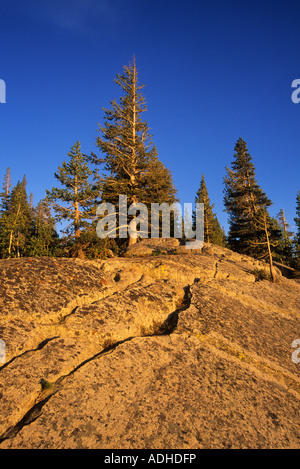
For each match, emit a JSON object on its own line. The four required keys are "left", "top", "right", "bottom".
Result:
{"left": 0, "top": 0, "right": 299, "bottom": 234}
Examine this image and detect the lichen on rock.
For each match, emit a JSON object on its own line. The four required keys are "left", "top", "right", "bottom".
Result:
{"left": 0, "top": 241, "right": 299, "bottom": 449}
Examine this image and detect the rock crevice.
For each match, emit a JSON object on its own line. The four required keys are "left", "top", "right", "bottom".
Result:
{"left": 0, "top": 241, "right": 299, "bottom": 449}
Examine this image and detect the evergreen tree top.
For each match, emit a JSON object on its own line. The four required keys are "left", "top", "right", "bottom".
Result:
{"left": 294, "top": 190, "right": 300, "bottom": 241}
{"left": 224, "top": 137, "right": 272, "bottom": 213}
{"left": 195, "top": 174, "right": 212, "bottom": 204}
{"left": 94, "top": 58, "right": 177, "bottom": 209}
{"left": 227, "top": 138, "right": 258, "bottom": 183}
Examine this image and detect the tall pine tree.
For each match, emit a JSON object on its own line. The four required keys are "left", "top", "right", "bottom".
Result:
{"left": 224, "top": 138, "right": 278, "bottom": 258}
{"left": 29, "top": 198, "right": 58, "bottom": 257}
{"left": 293, "top": 190, "right": 300, "bottom": 269}
{"left": 0, "top": 167, "right": 12, "bottom": 214}
{"left": 0, "top": 176, "right": 32, "bottom": 258}
{"left": 275, "top": 209, "right": 293, "bottom": 265}
{"left": 193, "top": 174, "right": 226, "bottom": 246}
{"left": 92, "top": 57, "right": 177, "bottom": 245}
{"left": 47, "top": 141, "right": 100, "bottom": 258}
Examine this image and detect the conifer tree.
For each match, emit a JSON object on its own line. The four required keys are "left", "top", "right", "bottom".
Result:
{"left": 224, "top": 138, "right": 277, "bottom": 257}
{"left": 0, "top": 168, "right": 11, "bottom": 256}
{"left": 277, "top": 209, "right": 293, "bottom": 241}
{"left": 46, "top": 141, "right": 100, "bottom": 257}
{"left": 294, "top": 191, "right": 300, "bottom": 242}
{"left": 29, "top": 198, "right": 58, "bottom": 256}
{"left": 249, "top": 209, "right": 282, "bottom": 281}
{"left": 0, "top": 176, "right": 32, "bottom": 257}
{"left": 92, "top": 57, "right": 177, "bottom": 245}
{"left": 193, "top": 174, "right": 226, "bottom": 246}
{"left": 0, "top": 167, "right": 12, "bottom": 214}
{"left": 275, "top": 209, "right": 293, "bottom": 265}
{"left": 293, "top": 190, "right": 300, "bottom": 268}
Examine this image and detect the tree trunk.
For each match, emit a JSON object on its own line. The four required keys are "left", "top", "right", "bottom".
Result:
{"left": 16, "top": 231, "right": 20, "bottom": 258}
{"left": 74, "top": 201, "right": 80, "bottom": 240}
{"left": 128, "top": 58, "right": 138, "bottom": 247}
{"left": 128, "top": 195, "right": 138, "bottom": 245}
{"left": 74, "top": 200, "right": 84, "bottom": 258}
{"left": 264, "top": 215, "right": 275, "bottom": 282}
{"left": 128, "top": 235, "right": 137, "bottom": 246}
{"left": 8, "top": 230, "right": 13, "bottom": 257}
{"left": 74, "top": 175, "right": 84, "bottom": 257}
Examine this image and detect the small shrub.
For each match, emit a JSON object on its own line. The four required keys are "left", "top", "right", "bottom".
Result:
{"left": 40, "top": 378, "right": 53, "bottom": 391}
{"left": 140, "top": 320, "right": 170, "bottom": 336}
{"left": 252, "top": 268, "right": 270, "bottom": 282}
{"left": 151, "top": 249, "right": 162, "bottom": 256}
{"left": 102, "top": 337, "right": 115, "bottom": 349}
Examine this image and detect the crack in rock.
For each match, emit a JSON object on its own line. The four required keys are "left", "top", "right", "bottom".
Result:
{"left": 0, "top": 282, "right": 194, "bottom": 444}
{"left": 0, "top": 337, "right": 59, "bottom": 373}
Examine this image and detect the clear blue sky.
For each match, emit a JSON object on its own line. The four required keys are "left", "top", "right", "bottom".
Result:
{"left": 0, "top": 0, "right": 299, "bottom": 234}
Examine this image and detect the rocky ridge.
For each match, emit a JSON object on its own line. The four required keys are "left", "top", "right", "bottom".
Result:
{"left": 0, "top": 239, "right": 299, "bottom": 448}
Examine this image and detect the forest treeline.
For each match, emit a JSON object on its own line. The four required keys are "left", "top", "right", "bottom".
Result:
{"left": 0, "top": 58, "right": 299, "bottom": 272}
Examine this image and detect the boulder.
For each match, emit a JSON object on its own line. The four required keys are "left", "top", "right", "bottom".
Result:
{"left": 0, "top": 247, "right": 299, "bottom": 449}
{"left": 124, "top": 237, "right": 180, "bottom": 257}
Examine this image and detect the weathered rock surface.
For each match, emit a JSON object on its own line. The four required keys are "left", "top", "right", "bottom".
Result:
{"left": 0, "top": 241, "right": 299, "bottom": 448}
